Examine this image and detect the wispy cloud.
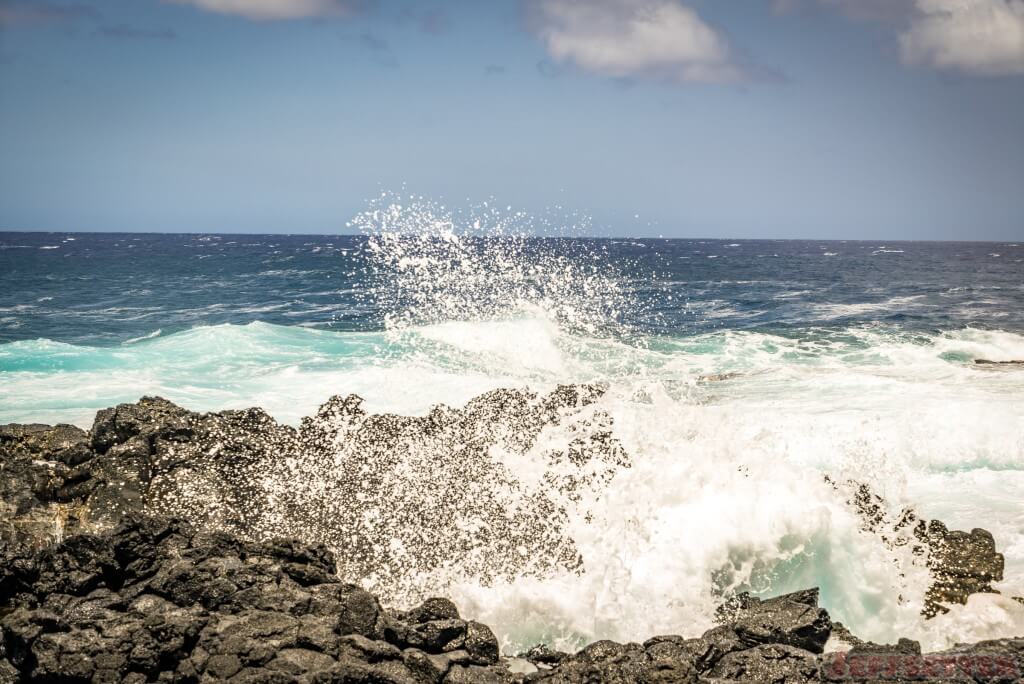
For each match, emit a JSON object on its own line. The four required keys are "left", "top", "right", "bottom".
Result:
{"left": 484, "top": 64, "right": 506, "bottom": 76}
{"left": 526, "top": 0, "right": 745, "bottom": 84}
{"left": 0, "top": 1, "right": 98, "bottom": 26}
{"left": 900, "top": 0, "right": 1024, "bottom": 76}
{"left": 96, "top": 24, "right": 178, "bottom": 40}
{"left": 164, "top": 0, "right": 358, "bottom": 21}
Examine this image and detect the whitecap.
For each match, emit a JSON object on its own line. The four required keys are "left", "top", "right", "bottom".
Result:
{"left": 122, "top": 329, "right": 164, "bottom": 345}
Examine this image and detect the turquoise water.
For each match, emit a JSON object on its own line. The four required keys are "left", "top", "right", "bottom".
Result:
{"left": 2, "top": 226, "right": 1024, "bottom": 652}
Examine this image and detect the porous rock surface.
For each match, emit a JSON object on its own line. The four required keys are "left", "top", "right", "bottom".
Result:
{"left": 0, "top": 516, "right": 504, "bottom": 683}
{"left": 2, "top": 525, "right": 1022, "bottom": 683}
{"left": 2, "top": 394, "right": 1023, "bottom": 682}
{"left": 3, "top": 388, "right": 630, "bottom": 606}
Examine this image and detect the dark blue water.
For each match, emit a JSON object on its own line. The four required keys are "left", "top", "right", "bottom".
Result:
{"left": 2, "top": 232, "right": 1021, "bottom": 345}
{"left": 4, "top": 230, "right": 1023, "bottom": 652}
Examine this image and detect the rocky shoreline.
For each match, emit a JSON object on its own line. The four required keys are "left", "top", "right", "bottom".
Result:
{"left": 2, "top": 394, "right": 1022, "bottom": 682}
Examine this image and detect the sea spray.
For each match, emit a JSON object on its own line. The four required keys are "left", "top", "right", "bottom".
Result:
{"left": 2, "top": 215, "right": 1024, "bottom": 653}
{"left": 349, "top": 193, "right": 653, "bottom": 340}
{"left": 340, "top": 200, "right": 1024, "bottom": 651}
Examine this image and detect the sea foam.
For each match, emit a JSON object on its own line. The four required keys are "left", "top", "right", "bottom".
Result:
{"left": 1, "top": 201, "right": 1023, "bottom": 653}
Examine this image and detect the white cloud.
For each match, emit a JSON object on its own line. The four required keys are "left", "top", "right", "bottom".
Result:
{"left": 900, "top": 0, "right": 1024, "bottom": 75}
{"left": 777, "top": 0, "right": 1024, "bottom": 76}
{"left": 527, "top": 0, "right": 744, "bottom": 83}
{"left": 166, "top": 0, "right": 355, "bottom": 21}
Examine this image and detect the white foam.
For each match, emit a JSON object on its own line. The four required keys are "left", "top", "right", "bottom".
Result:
{"left": 3, "top": 318, "right": 1023, "bottom": 653}
{"left": 3, "top": 202, "right": 1023, "bottom": 653}
{"left": 123, "top": 329, "right": 163, "bottom": 345}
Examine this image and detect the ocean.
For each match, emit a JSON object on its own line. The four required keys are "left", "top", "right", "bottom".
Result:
{"left": 2, "top": 220, "right": 1023, "bottom": 653}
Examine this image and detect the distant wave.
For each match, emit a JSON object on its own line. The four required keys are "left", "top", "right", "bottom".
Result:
{"left": 123, "top": 329, "right": 163, "bottom": 345}
{"left": 3, "top": 318, "right": 1023, "bottom": 652}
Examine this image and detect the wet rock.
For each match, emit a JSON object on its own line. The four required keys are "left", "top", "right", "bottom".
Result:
{"left": 819, "top": 637, "right": 923, "bottom": 682}
{"left": 32, "top": 534, "right": 119, "bottom": 597}
{"left": 1, "top": 513, "right": 1020, "bottom": 684}
{"left": 667, "top": 626, "right": 746, "bottom": 674}
{"left": 935, "top": 637, "right": 1024, "bottom": 682}
{"left": 403, "top": 646, "right": 460, "bottom": 682}
{"left": 309, "top": 583, "right": 386, "bottom": 639}
{"left": 403, "top": 597, "right": 461, "bottom": 624}
{"left": 2, "top": 397, "right": 297, "bottom": 550}
{"left": 310, "top": 656, "right": 422, "bottom": 683}
{"left": 1, "top": 396, "right": 1020, "bottom": 683}
{"left": 824, "top": 621, "right": 863, "bottom": 651}
{"left": 89, "top": 396, "right": 194, "bottom": 455}
{"left": 0, "top": 516, "right": 514, "bottom": 683}
{"left": 4, "top": 389, "right": 627, "bottom": 613}
{"left": 708, "top": 643, "right": 820, "bottom": 682}
{"left": 528, "top": 640, "right": 649, "bottom": 683}
{"left": 0, "top": 424, "right": 93, "bottom": 550}
{"left": 521, "top": 643, "right": 569, "bottom": 666}
{"left": 265, "top": 647, "right": 337, "bottom": 677}
{"left": 721, "top": 588, "right": 832, "bottom": 654}
{"left": 88, "top": 399, "right": 296, "bottom": 536}
{"left": 464, "top": 621, "right": 500, "bottom": 665}
{"left": 337, "top": 634, "right": 403, "bottom": 663}
{"left": 922, "top": 521, "right": 1005, "bottom": 616}
{"left": 0, "top": 659, "right": 17, "bottom": 684}
{"left": 847, "top": 637, "right": 922, "bottom": 656}
{"left": 0, "top": 424, "right": 92, "bottom": 468}
{"left": 444, "top": 663, "right": 518, "bottom": 683}
{"left": 408, "top": 619, "right": 467, "bottom": 653}
{"left": 266, "top": 384, "right": 629, "bottom": 605}
{"left": 633, "top": 635, "right": 701, "bottom": 682}
{"left": 837, "top": 478, "right": 1008, "bottom": 619}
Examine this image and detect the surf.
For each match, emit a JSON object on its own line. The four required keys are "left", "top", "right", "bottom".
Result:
{"left": 1, "top": 202, "right": 1023, "bottom": 654}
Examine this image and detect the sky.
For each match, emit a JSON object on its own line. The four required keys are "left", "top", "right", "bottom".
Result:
{"left": 1, "top": 0, "right": 1023, "bottom": 240}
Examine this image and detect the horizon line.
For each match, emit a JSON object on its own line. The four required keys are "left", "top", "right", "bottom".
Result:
{"left": 0, "top": 229, "right": 1019, "bottom": 245}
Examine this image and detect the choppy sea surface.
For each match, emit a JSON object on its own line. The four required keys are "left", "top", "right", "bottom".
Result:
{"left": 2, "top": 223, "right": 1024, "bottom": 653}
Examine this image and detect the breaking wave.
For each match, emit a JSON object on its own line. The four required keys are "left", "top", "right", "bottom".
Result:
{"left": 2, "top": 199, "right": 1024, "bottom": 654}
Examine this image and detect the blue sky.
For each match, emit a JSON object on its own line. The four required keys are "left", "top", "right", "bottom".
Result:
{"left": 1, "top": 0, "right": 1023, "bottom": 239}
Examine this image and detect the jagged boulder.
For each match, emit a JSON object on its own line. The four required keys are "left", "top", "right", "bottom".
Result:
{"left": 836, "top": 477, "right": 1007, "bottom": 618}
{"left": 720, "top": 588, "right": 832, "bottom": 654}
{"left": 2, "top": 515, "right": 1023, "bottom": 684}
{"left": 87, "top": 398, "right": 295, "bottom": 535}
{"left": 708, "top": 643, "right": 820, "bottom": 682}
{"left": 1, "top": 397, "right": 302, "bottom": 551}
{"left": 923, "top": 521, "right": 1005, "bottom": 616}
{"left": 0, "top": 517, "right": 509, "bottom": 683}
{"left": 0, "top": 423, "right": 93, "bottom": 550}
{"left": 2, "top": 397, "right": 1021, "bottom": 684}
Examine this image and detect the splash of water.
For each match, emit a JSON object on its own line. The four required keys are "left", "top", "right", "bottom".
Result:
{"left": 349, "top": 193, "right": 640, "bottom": 339}
{"left": 8, "top": 198, "right": 1024, "bottom": 655}
{"left": 334, "top": 198, "right": 1024, "bottom": 651}
{"left": 255, "top": 385, "right": 630, "bottom": 603}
